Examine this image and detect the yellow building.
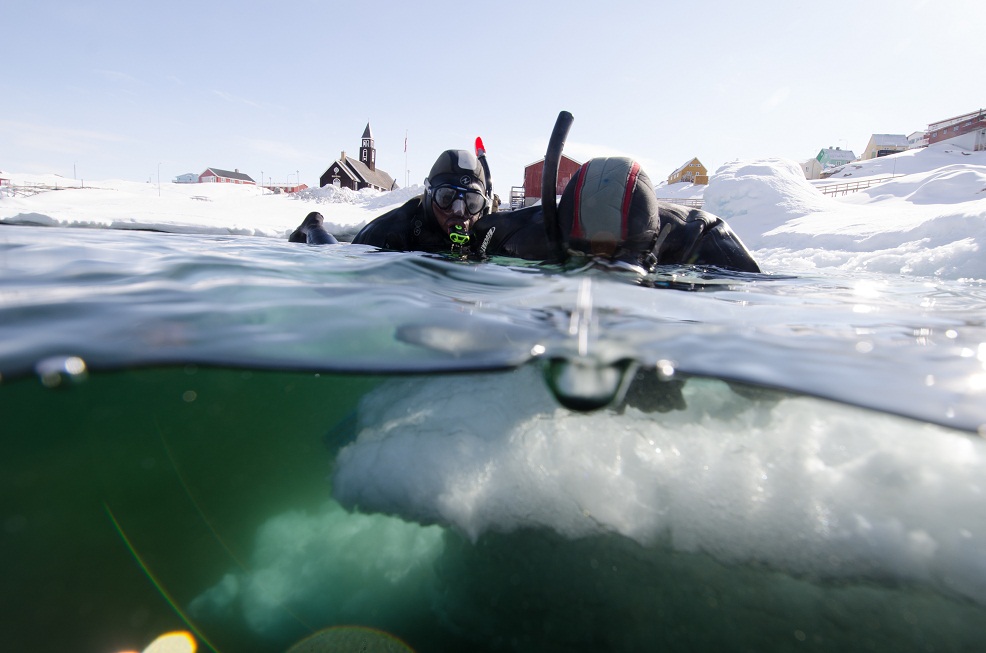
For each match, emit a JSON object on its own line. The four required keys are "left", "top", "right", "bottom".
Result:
{"left": 667, "top": 157, "right": 709, "bottom": 185}
{"left": 862, "top": 134, "right": 909, "bottom": 160}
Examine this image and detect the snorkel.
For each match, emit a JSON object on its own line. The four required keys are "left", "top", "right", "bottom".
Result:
{"left": 543, "top": 111, "right": 575, "bottom": 262}
{"left": 475, "top": 136, "right": 494, "bottom": 215}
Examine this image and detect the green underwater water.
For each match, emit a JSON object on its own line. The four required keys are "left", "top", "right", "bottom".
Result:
{"left": 5, "top": 364, "right": 986, "bottom": 653}
{"left": 1, "top": 366, "right": 382, "bottom": 652}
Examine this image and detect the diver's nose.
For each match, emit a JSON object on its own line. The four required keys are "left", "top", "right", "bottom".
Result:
{"left": 451, "top": 198, "right": 467, "bottom": 217}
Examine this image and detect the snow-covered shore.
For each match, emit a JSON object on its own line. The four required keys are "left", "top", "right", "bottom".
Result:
{"left": 3, "top": 143, "right": 985, "bottom": 279}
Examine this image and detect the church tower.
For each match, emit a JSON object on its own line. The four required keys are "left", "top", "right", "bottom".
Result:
{"left": 359, "top": 122, "right": 376, "bottom": 171}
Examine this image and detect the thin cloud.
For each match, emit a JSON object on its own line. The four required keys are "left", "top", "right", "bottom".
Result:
{"left": 762, "top": 88, "right": 791, "bottom": 111}
{"left": 0, "top": 120, "right": 126, "bottom": 155}
{"left": 93, "top": 69, "right": 141, "bottom": 85}
{"left": 212, "top": 90, "right": 263, "bottom": 109}
{"left": 242, "top": 137, "right": 310, "bottom": 162}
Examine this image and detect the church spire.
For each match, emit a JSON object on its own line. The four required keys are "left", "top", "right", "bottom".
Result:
{"left": 360, "top": 122, "right": 376, "bottom": 171}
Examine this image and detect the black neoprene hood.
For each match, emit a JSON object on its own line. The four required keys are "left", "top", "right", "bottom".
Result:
{"left": 558, "top": 157, "right": 661, "bottom": 258}
{"left": 426, "top": 149, "right": 486, "bottom": 191}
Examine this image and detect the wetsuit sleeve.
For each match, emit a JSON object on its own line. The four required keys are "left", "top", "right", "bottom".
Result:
{"left": 477, "top": 207, "right": 557, "bottom": 261}
{"left": 655, "top": 204, "right": 760, "bottom": 273}
{"left": 288, "top": 212, "right": 339, "bottom": 245}
{"left": 690, "top": 219, "right": 761, "bottom": 273}
{"left": 351, "top": 197, "right": 423, "bottom": 250}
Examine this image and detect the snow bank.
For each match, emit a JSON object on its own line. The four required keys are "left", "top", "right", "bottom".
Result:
{"left": 3, "top": 144, "right": 986, "bottom": 279}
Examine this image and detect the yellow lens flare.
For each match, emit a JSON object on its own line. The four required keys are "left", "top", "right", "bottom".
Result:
{"left": 114, "top": 630, "right": 197, "bottom": 653}
{"left": 142, "top": 631, "right": 197, "bottom": 653}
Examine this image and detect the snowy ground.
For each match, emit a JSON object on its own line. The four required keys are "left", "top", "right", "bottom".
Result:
{"left": 3, "top": 143, "right": 985, "bottom": 279}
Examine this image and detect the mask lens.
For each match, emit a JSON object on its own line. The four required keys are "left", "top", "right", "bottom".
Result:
{"left": 432, "top": 185, "right": 486, "bottom": 215}
{"left": 463, "top": 192, "right": 486, "bottom": 215}
{"left": 432, "top": 186, "right": 457, "bottom": 210}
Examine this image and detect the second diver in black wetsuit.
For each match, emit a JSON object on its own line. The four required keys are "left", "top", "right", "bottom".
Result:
{"left": 552, "top": 156, "right": 760, "bottom": 273}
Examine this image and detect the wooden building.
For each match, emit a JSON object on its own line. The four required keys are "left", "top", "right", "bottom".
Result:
{"left": 667, "top": 158, "right": 709, "bottom": 185}
{"left": 862, "top": 134, "right": 909, "bottom": 159}
{"left": 264, "top": 183, "right": 309, "bottom": 194}
{"left": 927, "top": 109, "right": 986, "bottom": 151}
{"left": 199, "top": 168, "right": 255, "bottom": 185}
{"left": 907, "top": 131, "right": 928, "bottom": 149}
{"left": 801, "top": 158, "right": 823, "bottom": 180}
{"left": 815, "top": 147, "right": 856, "bottom": 169}
{"left": 518, "top": 154, "right": 582, "bottom": 207}
{"left": 319, "top": 123, "right": 399, "bottom": 192}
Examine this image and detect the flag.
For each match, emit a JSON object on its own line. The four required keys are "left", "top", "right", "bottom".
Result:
{"left": 404, "top": 132, "right": 407, "bottom": 153}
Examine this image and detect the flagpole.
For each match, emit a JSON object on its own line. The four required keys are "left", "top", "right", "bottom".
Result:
{"left": 404, "top": 130, "right": 408, "bottom": 188}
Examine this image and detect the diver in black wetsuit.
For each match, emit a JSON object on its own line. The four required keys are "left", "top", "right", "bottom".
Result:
{"left": 290, "top": 149, "right": 552, "bottom": 260}
{"left": 553, "top": 156, "right": 760, "bottom": 274}
{"left": 288, "top": 152, "right": 760, "bottom": 274}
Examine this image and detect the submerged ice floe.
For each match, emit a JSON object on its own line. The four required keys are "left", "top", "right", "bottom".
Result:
{"left": 190, "top": 501, "right": 445, "bottom": 637}
{"left": 331, "top": 365, "right": 986, "bottom": 606}
{"left": 189, "top": 363, "right": 986, "bottom": 651}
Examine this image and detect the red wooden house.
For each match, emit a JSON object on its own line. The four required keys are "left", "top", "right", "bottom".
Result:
{"left": 517, "top": 154, "right": 582, "bottom": 208}
{"left": 927, "top": 109, "right": 986, "bottom": 150}
{"left": 199, "top": 168, "right": 256, "bottom": 185}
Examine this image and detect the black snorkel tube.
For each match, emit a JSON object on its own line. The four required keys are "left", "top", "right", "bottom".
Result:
{"left": 543, "top": 110, "right": 574, "bottom": 261}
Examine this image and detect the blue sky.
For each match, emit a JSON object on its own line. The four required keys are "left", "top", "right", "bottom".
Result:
{"left": 2, "top": 0, "right": 983, "bottom": 192}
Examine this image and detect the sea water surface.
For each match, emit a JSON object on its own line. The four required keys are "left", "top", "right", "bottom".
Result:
{"left": 2, "top": 225, "right": 986, "bottom": 653}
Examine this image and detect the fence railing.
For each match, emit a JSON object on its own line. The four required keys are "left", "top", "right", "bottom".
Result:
{"left": 509, "top": 186, "right": 526, "bottom": 210}
{"left": 656, "top": 198, "right": 704, "bottom": 209}
{"left": 816, "top": 175, "right": 900, "bottom": 196}
{"left": 0, "top": 182, "right": 91, "bottom": 197}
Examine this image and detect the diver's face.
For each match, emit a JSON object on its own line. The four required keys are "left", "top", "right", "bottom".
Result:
{"left": 429, "top": 185, "right": 486, "bottom": 235}
{"left": 432, "top": 199, "right": 480, "bottom": 235}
